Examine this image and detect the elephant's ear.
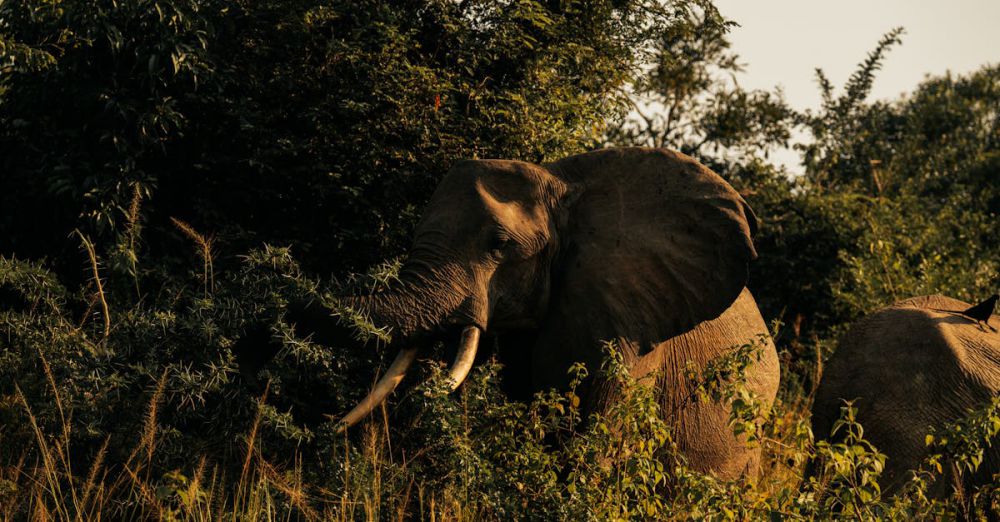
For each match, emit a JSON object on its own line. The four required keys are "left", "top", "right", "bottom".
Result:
{"left": 547, "top": 148, "right": 758, "bottom": 347}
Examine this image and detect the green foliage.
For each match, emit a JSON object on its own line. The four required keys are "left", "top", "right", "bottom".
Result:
{"left": 559, "top": 347, "right": 674, "bottom": 520}
{"left": 924, "top": 397, "right": 1000, "bottom": 479}
{"left": 808, "top": 402, "right": 887, "bottom": 518}
{"left": 783, "top": 32, "right": 1000, "bottom": 328}
{"left": 608, "top": 5, "right": 794, "bottom": 164}
{"left": 685, "top": 334, "right": 771, "bottom": 445}
{"left": 3, "top": 0, "right": 1000, "bottom": 519}
{"left": 798, "top": 27, "right": 906, "bottom": 191}
{"left": 891, "top": 397, "right": 1000, "bottom": 519}
{"left": 0, "top": 0, "right": 705, "bottom": 274}
{"left": 3, "top": 238, "right": 999, "bottom": 518}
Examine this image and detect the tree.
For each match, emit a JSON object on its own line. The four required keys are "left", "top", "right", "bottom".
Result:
{"left": 0, "top": 0, "right": 712, "bottom": 277}
{"left": 606, "top": 6, "right": 793, "bottom": 169}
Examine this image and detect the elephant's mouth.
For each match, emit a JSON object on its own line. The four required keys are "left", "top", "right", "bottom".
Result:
{"left": 336, "top": 324, "right": 482, "bottom": 432}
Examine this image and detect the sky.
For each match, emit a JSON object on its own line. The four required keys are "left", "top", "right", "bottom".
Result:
{"left": 712, "top": 0, "right": 1000, "bottom": 172}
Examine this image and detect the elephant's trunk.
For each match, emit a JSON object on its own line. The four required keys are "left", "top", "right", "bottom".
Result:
{"left": 340, "top": 266, "right": 471, "bottom": 341}
{"left": 339, "top": 291, "right": 434, "bottom": 341}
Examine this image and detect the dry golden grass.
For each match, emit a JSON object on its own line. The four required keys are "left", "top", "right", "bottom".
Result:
{"left": 1, "top": 365, "right": 491, "bottom": 522}
{"left": 74, "top": 231, "right": 110, "bottom": 341}
{"left": 169, "top": 217, "right": 216, "bottom": 295}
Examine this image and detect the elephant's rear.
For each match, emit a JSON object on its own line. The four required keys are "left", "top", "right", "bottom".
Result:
{"left": 812, "top": 294, "right": 1000, "bottom": 496}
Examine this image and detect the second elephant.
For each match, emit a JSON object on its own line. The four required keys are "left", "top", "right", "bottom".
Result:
{"left": 812, "top": 295, "right": 1000, "bottom": 496}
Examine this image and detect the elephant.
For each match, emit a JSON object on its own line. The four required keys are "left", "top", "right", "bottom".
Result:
{"left": 811, "top": 295, "right": 1000, "bottom": 496}
{"left": 317, "top": 147, "right": 780, "bottom": 479}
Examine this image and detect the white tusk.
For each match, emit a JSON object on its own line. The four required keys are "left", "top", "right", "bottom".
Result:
{"left": 446, "top": 326, "right": 481, "bottom": 391}
{"left": 336, "top": 347, "right": 418, "bottom": 432}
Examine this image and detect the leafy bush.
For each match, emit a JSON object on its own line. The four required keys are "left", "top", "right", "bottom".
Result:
{"left": 3, "top": 244, "right": 997, "bottom": 519}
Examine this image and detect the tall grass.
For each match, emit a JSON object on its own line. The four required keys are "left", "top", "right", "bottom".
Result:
{"left": 7, "top": 367, "right": 328, "bottom": 520}
{"left": 3, "top": 366, "right": 548, "bottom": 520}
{"left": 169, "top": 218, "right": 216, "bottom": 296}
{"left": 4, "top": 343, "right": 997, "bottom": 520}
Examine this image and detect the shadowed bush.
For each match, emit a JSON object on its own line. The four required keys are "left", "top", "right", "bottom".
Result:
{"left": 1, "top": 243, "right": 997, "bottom": 519}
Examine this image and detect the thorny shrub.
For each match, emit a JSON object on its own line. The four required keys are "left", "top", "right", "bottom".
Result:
{"left": 1, "top": 241, "right": 998, "bottom": 520}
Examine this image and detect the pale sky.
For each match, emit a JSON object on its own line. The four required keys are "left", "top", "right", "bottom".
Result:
{"left": 713, "top": 0, "right": 1000, "bottom": 171}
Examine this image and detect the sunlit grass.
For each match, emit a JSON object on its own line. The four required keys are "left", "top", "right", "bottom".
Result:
{"left": 2, "top": 367, "right": 530, "bottom": 521}
{"left": 3, "top": 360, "right": 998, "bottom": 520}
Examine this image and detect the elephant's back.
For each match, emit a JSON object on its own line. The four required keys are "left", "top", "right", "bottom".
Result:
{"left": 633, "top": 287, "right": 780, "bottom": 479}
{"left": 813, "top": 294, "right": 1000, "bottom": 494}
{"left": 897, "top": 295, "right": 1000, "bottom": 390}
{"left": 844, "top": 295, "right": 1000, "bottom": 394}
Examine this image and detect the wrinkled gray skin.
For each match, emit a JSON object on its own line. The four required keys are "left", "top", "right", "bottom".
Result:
{"left": 342, "top": 147, "right": 780, "bottom": 479}
{"left": 812, "top": 295, "right": 1000, "bottom": 496}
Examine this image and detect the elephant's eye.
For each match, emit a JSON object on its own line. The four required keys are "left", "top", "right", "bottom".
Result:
{"left": 489, "top": 234, "right": 510, "bottom": 257}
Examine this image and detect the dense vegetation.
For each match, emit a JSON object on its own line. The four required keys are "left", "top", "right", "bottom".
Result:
{"left": 1, "top": 0, "right": 998, "bottom": 519}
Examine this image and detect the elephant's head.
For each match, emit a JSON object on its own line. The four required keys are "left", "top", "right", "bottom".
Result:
{"left": 339, "top": 147, "right": 758, "bottom": 428}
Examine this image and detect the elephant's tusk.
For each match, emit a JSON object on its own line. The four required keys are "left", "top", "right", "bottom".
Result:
{"left": 336, "top": 347, "right": 418, "bottom": 432}
{"left": 335, "top": 326, "right": 480, "bottom": 432}
{"left": 446, "top": 326, "right": 481, "bottom": 391}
